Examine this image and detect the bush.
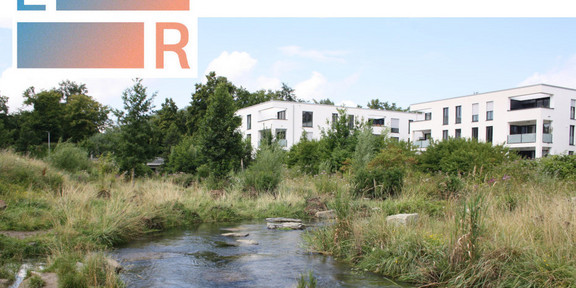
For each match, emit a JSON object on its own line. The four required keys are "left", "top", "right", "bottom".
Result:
{"left": 241, "top": 144, "right": 284, "bottom": 195}
{"left": 539, "top": 154, "right": 576, "bottom": 180}
{"left": 48, "top": 142, "right": 93, "bottom": 173}
{"left": 165, "top": 136, "right": 199, "bottom": 174}
{"left": 418, "top": 138, "right": 516, "bottom": 176}
{"left": 352, "top": 139, "right": 416, "bottom": 199}
{"left": 287, "top": 134, "right": 321, "bottom": 174}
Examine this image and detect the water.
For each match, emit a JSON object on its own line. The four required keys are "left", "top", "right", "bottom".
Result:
{"left": 113, "top": 222, "right": 411, "bottom": 288}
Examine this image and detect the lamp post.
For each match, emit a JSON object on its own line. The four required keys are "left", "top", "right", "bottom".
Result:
{"left": 46, "top": 131, "right": 51, "bottom": 156}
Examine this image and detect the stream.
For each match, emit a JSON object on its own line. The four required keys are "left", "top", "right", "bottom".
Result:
{"left": 112, "top": 221, "right": 412, "bottom": 288}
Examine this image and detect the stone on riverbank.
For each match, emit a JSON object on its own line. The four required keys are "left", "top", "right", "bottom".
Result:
{"left": 266, "top": 218, "right": 302, "bottom": 223}
{"left": 315, "top": 210, "right": 336, "bottom": 219}
{"left": 267, "top": 222, "right": 305, "bottom": 230}
{"left": 386, "top": 213, "right": 419, "bottom": 226}
{"left": 221, "top": 233, "right": 249, "bottom": 237}
{"left": 236, "top": 239, "right": 259, "bottom": 245}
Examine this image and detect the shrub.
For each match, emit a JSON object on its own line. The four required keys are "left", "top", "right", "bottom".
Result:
{"left": 48, "top": 142, "right": 93, "bottom": 173}
{"left": 241, "top": 144, "right": 284, "bottom": 195}
{"left": 287, "top": 134, "right": 321, "bottom": 174}
{"left": 539, "top": 154, "right": 576, "bottom": 180}
{"left": 418, "top": 138, "right": 516, "bottom": 176}
{"left": 165, "top": 136, "right": 200, "bottom": 174}
{"left": 352, "top": 139, "right": 416, "bottom": 199}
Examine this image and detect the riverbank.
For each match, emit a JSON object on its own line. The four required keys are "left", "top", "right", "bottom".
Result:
{"left": 2, "top": 150, "right": 576, "bottom": 287}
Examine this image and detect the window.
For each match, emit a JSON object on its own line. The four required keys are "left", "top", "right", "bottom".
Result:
{"left": 425, "top": 112, "right": 432, "bottom": 121}
{"left": 472, "top": 103, "right": 479, "bottom": 122}
{"left": 486, "top": 101, "right": 494, "bottom": 121}
{"left": 277, "top": 110, "right": 286, "bottom": 120}
{"left": 391, "top": 118, "right": 400, "bottom": 133}
{"left": 543, "top": 123, "right": 551, "bottom": 134}
{"left": 455, "top": 106, "right": 462, "bottom": 124}
{"left": 371, "top": 118, "right": 385, "bottom": 126}
{"left": 472, "top": 127, "right": 478, "bottom": 140}
{"left": 570, "top": 125, "right": 575, "bottom": 146}
{"left": 486, "top": 126, "right": 493, "bottom": 143}
{"left": 391, "top": 137, "right": 399, "bottom": 141}
{"left": 455, "top": 129, "right": 461, "bottom": 139}
{"left": 570, "top": 151, "right": 574, "bottom": 155}
{"left": 510, "top": 125, "right": 536, "bottom": 135}
{"left": 510, "top": 97, "right": 550, "bottom": 110}
{"left": 443, "top": 107, "right": 449, "bottom": 125}
{"left": 442, "top": 130, "right": 449, "bottom": 140}
{"left": 332, "top": 113, "right": 339, "bottom": 127}
{"left": 276, "top": 129, "right": 287, "bottom": 147}
{"left": 571, "top": 100, "right": 576, "bottom": 120}
{"left": 302, "top": 111, "right": 313, "bottom": 127}
{"left": 247, "top": 114, "right": 252, "bottom": 130}
{"left": 246, "top": 134, "right": 251, "bottom": 142}
{"left": 348, "top": 115, "right": 355, "bottom": 129}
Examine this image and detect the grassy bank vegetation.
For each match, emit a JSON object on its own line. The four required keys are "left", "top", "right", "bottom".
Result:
{"left": 2, "top": 134, "right": 576, "bottom": 287}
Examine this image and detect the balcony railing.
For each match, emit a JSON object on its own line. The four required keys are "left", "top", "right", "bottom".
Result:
{"left": 508, "top": 133, "right": 535, "bottom": 143}
{"left": 507, "top": 133, "right": 552, "bottom": 144}
{"left": 413, "top": 139, "right": 430, "bottom": 148}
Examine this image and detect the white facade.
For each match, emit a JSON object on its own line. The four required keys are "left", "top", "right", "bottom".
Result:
{"left": 410, "top": 84, "right": 576, "bottom": 158}
{"left": 236, "top": 101, "right": 420, "bottom": 150}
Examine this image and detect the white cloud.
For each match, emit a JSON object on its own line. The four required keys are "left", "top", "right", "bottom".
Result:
{"left": 294, "top": 71, "right": 327, "bottom": 101}
{"left": 520, "top": 55, "right": 576, "bottom": 88}
{"left": 204, "top": 51, "right": 257, "bottom": 84}
{"left": 0, "top": 67, "right": 135, "bottom": 112}
{"left": 279, "top": 46, "right": 348, "bottom": 63}
{"left": 337, "top": 100, "right": 357, "bottom": 108}
{"left": 256, "top": 76, "right": 282, "bottom": 91}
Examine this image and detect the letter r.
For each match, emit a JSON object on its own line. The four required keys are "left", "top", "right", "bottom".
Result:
{"left": 156, "top": 23, "right": 190, "bottom": 69}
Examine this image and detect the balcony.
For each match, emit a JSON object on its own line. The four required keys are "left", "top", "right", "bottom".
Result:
{"left": 413, "top": 139, "right": 430, "bottom": 148}
{"left": 507, "top": 133, "right": 552, "bottom": 144}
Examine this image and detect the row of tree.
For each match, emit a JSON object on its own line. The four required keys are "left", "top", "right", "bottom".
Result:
{"left": 0, "top": 72, "right": 408, "bottom": 181}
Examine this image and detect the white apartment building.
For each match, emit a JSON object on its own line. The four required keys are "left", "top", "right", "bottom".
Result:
{"left": 236, "top": 100, "right": 420, "bottom": 150}
{"left": 410, "top": 84, "right": 576, "bottom": 158}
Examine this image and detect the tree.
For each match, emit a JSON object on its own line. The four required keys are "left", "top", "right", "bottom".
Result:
{"left": 186, "top": 72, "right": 236, "bottom": 136}
{"left": 57, "top": 80, "right": 88, "bottom": 102}
{"left": 314, "top": 98, "right": 335, "bottom": 105}
{"left": 195, "top": 82, "right": 244, "bottom": 180}
{"left": 0, "top": 95, "right": 9, "bottom": 148}
{"left": 367, "top": 99, "right": 408, "bottom": 112}
{"left": 63, "top": 94, "right": 109, "bottom": 142}
{"left": 275, "top": 83, "right": 298, "bottom": 102}
{"left": 151, "top": 98, "right": 185, "bottom": 157}
{"left": 22, "top": 89, "right": 65, "bottom": 145}
{"left": 115, "top": 79, "right": 156, "bottom": 175}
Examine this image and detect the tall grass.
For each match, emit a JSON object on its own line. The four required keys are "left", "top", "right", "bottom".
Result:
{"left": 305, "top": 162, "right": 576, "bottom": 287}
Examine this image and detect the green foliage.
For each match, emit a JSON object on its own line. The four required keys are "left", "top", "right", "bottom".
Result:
{"left": 287, "top": 133, "right": 321, "bottom": 174}
{"left": 366, "top": 99, "right": 408, "bottom": 112}
{"left": 539, "top": 154, "right": 576, "bottom": 180}
{"left": 62, "top": 94, "right": 109, "bottom": 142}
{"left": 48, "top": 142, "right": 93, "bottom": 173}
{"left": 0, "top": 152, "right": 63, "bottom": 193}
{"left": 418, "top": 138, "right": 515, "bottom": 176}
{"left": 165, "top": 136, "right": 199, "bottom": 174}
{"left": 28, "top": 274, "right": 45, "bottom": 288}
{"left": 437, "top": 174, "right": 465, "bottom": 199}
{"left": 318, "top": 109, "right": 360, "bottom": 172}
{"left": 297, "top": 271, "right": 317, "bottom": 288}
{"left": 195, "top": 82, "right": 244, "bottom": 179}
{"left": 352, "top": 139, "right": 416, "bottom": 199}
{"left": 241, "top": 144, "right": 284, "bottom": 195}
{"left": 115, "top": 78, "right": 156, "bottom": 175}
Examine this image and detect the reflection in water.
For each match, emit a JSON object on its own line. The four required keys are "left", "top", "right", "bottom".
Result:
{"left": 113, "top": 222, "right": 410, "bottom": 288}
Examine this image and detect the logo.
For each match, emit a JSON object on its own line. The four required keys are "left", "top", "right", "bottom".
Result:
{"left": 15, "top": 0, "right": 197, "bottom": 78}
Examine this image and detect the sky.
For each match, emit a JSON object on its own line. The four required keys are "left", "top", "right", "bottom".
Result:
{"left": 1, "top": 1, "right": 576, "bottom": 113}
